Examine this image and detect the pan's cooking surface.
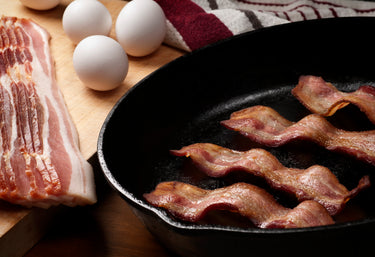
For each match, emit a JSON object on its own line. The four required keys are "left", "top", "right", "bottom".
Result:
{"left": 137, "top": 79, "right": 375, "bottom": 226}
{"left": 98, "top": 17, "right": 375, "bottom": 257}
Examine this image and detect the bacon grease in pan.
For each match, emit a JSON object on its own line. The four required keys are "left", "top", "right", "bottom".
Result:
{"left": 171, "top": 143, "right": 370, "bottom": 216}
{"left": 292, "top": 75, "right": 375, "bottom": 124}
{"left": 221, "top": 105, "right": 375, "bottom": 166}
{"left": 144, "top": 181, "right": 334, "bottom": 228}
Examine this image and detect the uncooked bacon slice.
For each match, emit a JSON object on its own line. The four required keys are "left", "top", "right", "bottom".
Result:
{"left": 171, "top": 143, "right": 370, "bottom": 216}
{"left": 292, "top": 75, "right": 375, "bottom": 124}
{"left": 0, "top": 17, "right": 96, "bottom": 208}
{"left": 221, "top": 105, "right": 375, "bottom": 166}
{"left": 144, "top": 181, "right": 334, "bottom": 228}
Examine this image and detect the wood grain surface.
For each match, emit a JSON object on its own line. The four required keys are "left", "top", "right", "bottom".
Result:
{"left": 0, "top": 0, "right": 184, "bottom": 256}
{"left": 25, "top": 155, "right": 177, "bottom": 257}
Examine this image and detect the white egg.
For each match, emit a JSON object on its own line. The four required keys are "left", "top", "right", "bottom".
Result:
{"left": 73, "top": 35, "right": 129, "bottom": 91}
{"left": 20, "top": 0, "right": 60, "bottom": 10}
{"left": 115, "top": 0, "right": 167, "bottom": 57}
{"left": 63, "top": 0, "right": 112, "bottom": 44}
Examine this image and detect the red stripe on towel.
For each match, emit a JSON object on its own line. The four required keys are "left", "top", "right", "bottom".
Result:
{"left": 289, "top": 4, "right": 322, "bottom": 18}
{"left": 237, "top": 0, "right": 300, "bottom": 8}
{"left": 155, "top": 0, "right": 233, "bottom": 51}
{"left": 238, "top": 0, "right": 375, "bottom": 14}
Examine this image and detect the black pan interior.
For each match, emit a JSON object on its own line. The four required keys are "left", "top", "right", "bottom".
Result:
{"left": 98, "top": 17, "right": 375, "bottom": 236}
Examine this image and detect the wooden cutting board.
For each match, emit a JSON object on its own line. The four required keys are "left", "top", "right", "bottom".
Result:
{"left": 0, "top": 1, "right": 184, "bottom": 256}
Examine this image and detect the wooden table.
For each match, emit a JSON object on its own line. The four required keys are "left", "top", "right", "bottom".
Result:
{"left": 25, "top": 155, "right": 178, "bottom": 257}
{"left": 0, "top": 0, "right": 184, "bottom": 256}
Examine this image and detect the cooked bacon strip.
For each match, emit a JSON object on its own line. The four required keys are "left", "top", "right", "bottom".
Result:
{"left": 292, "top": 75, "right": 375, "bottom": 124}
{"left": 0, "top": 17, "right": 96, "bottom": 208}
{"left": 171, "top": 143, "right": 370, "bottom": 216}
{"left": 144, "top": 181, "right": 334, "bottom": 228}
{"left": 221, "top": 105, "right": 375, "bottom": 166}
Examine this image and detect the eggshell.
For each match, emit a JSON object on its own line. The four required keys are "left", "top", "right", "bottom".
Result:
{"left": 63, "top": 0, "right": 112, "bottom": 44}
{"left": 115, "top": 0, "right": 167, "bottom": 57}
{"left": 73, "top": 35, "right": 129, "bottom": 91}
{"left": 20, "top": 0, "right": 60, "bottom": 10}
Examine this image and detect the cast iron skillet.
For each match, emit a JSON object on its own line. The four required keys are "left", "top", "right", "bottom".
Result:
{"left": 98, "top": 17, "right": 375, "bottom": 257}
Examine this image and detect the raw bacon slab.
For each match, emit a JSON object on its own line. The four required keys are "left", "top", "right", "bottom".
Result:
{"left": 144, "top": 181, "right": 334, "bottom": 228}
{"left": 171, "top": 143, "right": 370, "bottom": 216}
{"left": 292, "top": 75, "right": 375, "bottom": 124}
{"left": 0, "top": 17, "right": 96, "bottom": 208}
{"left": 221, "top": 105, "right": 375, "bottom": 166}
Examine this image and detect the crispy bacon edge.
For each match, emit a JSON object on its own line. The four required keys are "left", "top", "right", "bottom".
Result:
{"left": 170, "top": 143, "right": 370, "bottom": 216}
{"left": 221, "top": 105, "right": 375, "bottom": 166}
{"left": 292, "top": 75, "right": 375, "bottom": 124}
{"left": 144, "top": 181, "right": 335, "bottom": 228}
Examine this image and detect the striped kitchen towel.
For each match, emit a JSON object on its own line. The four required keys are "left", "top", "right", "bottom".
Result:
{"left": 155, "top": 0, "right": 375, "bottom": 52}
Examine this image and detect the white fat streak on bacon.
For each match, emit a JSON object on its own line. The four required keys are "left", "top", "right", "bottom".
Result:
{"left": 0, "top": 17, "right": 96, "bottom": 208}
{"left": 0, "top": 18, "right": 31, "bottom": 201}
{"left": 23, "top": 18, "right": 96, "bottom": 207}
